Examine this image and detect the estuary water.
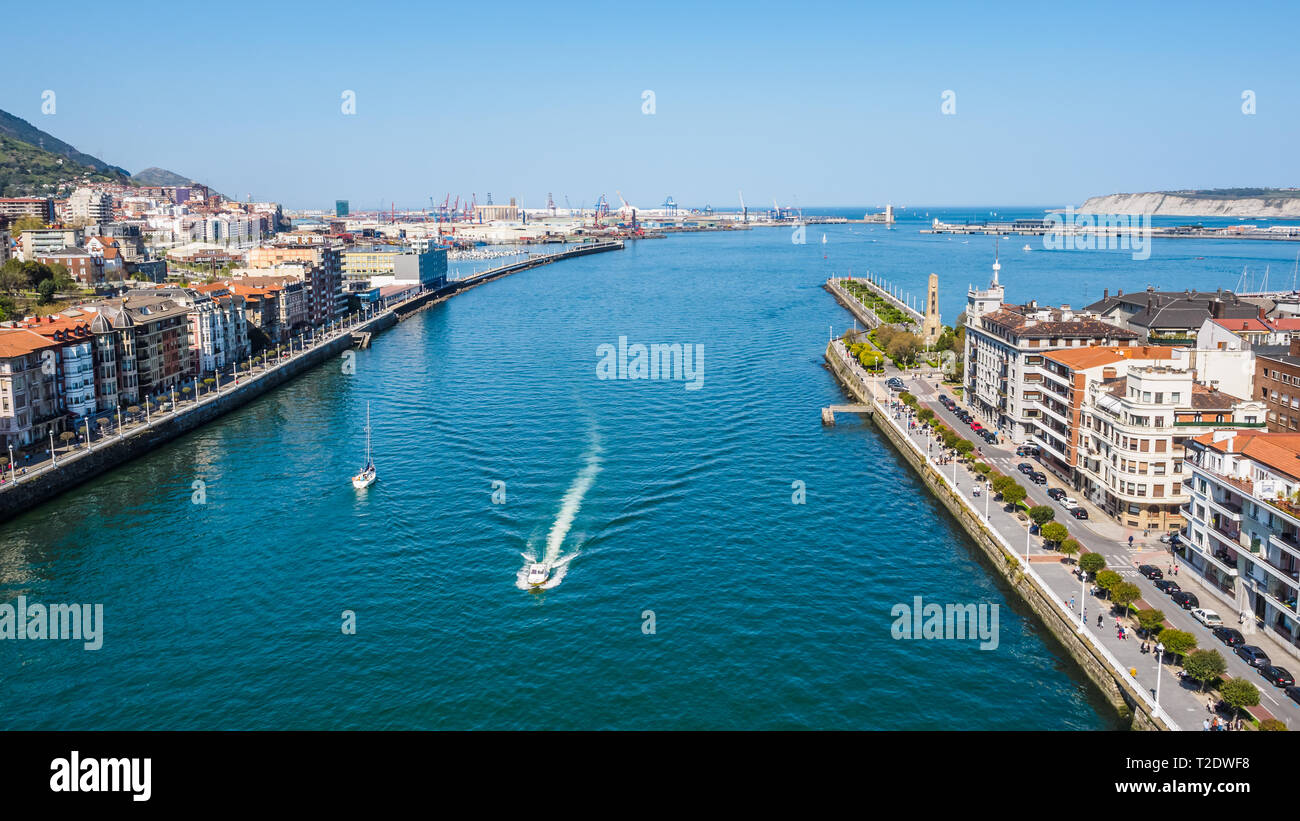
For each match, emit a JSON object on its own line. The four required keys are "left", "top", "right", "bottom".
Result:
{"left": 9, "top": 213, "right": 1283, "bottom": 729}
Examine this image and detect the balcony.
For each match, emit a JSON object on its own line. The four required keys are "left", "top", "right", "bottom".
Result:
{"left": 1206, "top": 494, "right": 1244, "bottom": 523}
{"left": 1270, "top": 531, "right": 1300, "bottom": 562}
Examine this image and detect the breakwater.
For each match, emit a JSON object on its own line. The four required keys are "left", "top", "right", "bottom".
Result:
{"left": 0, "top": 241, "right": 623, "bottom": 523}
{"left": 823, "top": 339, "right": 1174, "bottom": 730}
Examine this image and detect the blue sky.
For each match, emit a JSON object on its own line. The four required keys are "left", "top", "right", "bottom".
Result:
{"left": 3, "top": 0, "right": 1296, "bottom": 209}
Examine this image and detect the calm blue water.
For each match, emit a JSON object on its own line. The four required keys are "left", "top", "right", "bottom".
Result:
{"left": 9, "top": 217, "right": 1264, "bottom": 729}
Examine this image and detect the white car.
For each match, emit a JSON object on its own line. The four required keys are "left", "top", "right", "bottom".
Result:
{"left": 1191, "top": 608, "right": 1223, "bottom": 628}
{"left": 1060, "top": 497, "right": 1079, "bottom": 509}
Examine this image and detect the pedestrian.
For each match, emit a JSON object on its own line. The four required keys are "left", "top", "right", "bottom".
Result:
{"left": 1097, "top": 614, "right": 1103, "bottom": 627}
{"left": 1173, "top": 565, "right": 1178, "bottom": 576}
{"left": 1070, "top": 596, "right": 1075, "bottom": 611}
{"left": 1128, "top": 535, "right": 1134, "bottom": 548}
{"left": 1203, "top": 718, "right": 1210, "bottom": 731}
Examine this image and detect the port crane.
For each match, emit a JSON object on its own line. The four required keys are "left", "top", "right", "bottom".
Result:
{"left": 662, "top": 195, "right": 678, "bottom": 217}
{"left": 738, "top": 190, "right": 747, "bottom": 223}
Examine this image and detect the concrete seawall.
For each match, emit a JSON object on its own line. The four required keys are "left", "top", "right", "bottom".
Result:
{"left": 824, "top": 341, "right": 1168, "bottom": 730}
{"left": 0, "top": 241, "right": 623, "bottom": 524}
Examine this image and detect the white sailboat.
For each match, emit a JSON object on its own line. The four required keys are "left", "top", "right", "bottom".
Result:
{"left": 352, "top": 401, "right": 377, "bottom": 489}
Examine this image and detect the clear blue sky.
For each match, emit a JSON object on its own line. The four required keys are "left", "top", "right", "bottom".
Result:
{"left": 3, "top": 0, "right": 1296, "bottom": 210}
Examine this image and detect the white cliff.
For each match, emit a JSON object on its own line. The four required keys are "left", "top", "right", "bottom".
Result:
{"left": 1078, "top": 191, "right": 1300, "bottom": 218}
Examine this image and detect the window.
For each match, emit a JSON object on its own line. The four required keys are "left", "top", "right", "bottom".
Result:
{"left": 1172, "top": 392, "right": 1181, "bottom": 403}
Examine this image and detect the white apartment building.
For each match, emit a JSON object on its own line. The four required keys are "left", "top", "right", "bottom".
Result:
{"left": 964, "top": 257, "right": 1140, "bottom": 443}
{"left": 1077, "top": 362, "right": 1265, "bottom": 532}
{"left": 63, "top": 187, "right": 113, "bottom": 224}
{"left": 1183, "top": 430, "right": 1300, "bottom": 661}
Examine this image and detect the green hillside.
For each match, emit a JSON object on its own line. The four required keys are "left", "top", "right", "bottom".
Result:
{"left": 0, "top": 133, "right": 128, "bottom": 197}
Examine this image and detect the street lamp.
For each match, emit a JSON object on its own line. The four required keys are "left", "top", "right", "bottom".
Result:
{"left": 7, "top": 444, "right": 14, "bottom": 484}
{"left": 1079, "top": 567, "right": 1087, "bottom": 633}
{"left": 116, "top": 405, "right": 122, "bottom": 437}
{"left": 1025, "top": 517, "right": 1032, "bottom": 568}
{"left": 1154, "top": 641, "right": 1166, "bottom": 704}
{"left": 49, "top": 429, "right": 57, "bottom": 468}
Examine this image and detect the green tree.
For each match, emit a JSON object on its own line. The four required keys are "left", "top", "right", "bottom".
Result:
{"left": 1260, "top": 719, "right": 1287, "bottom": 731}
{"left": 1159, "top": 628, "right": 1197, "bottom": 661}
{"left": 1136, "top": 608, "right": 1166, "bottom": 636}
{"left": 1059, "top": 539, "right": 1080, "bottom": 562}
{"left": 1112, "top": 581, "right": 1141, "bottom": 613}
{"left": 955, "top": 439, "right": 974, "bottom": 458}
{"left": 1183, "top": 649, "right": 1227, "bottom": 692}
{"left": 917, "top": 408, "right": 934, "bottom": 422}
{"left": 11, "top": 215, "right": 46, "bottom": 233}
{"left": 1219, "top": 678, "right": 1260, "bottom": 721}
{"left": 0, "top": 261, "right": 28, "bottom": 294}
{"left": 991, "top": 474, "right": 1015, "bottom": 495}
{"left": 36, "top": 278, "right": 56, "bottom": 304}
{"left": 1079, "top": 552, "right": 1106, "bottom": 576}
{"left": 1040, "top": 522, "right": 1068, "bottom": 545}
{"left": 1002, "top": 484, "right": 1027, "bottom": 509}
{"left": 1095, "top": 570, "right": 1121, "bottom": 598}
{"left": 1028, "top": 505, "right": 1056, "bottom": 527}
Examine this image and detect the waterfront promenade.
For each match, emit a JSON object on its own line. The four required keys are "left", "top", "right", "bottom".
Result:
{"left": 830, "top": 340, "right": 1300, "bottom": 729}
{"left": 0, "top": 241, "right": 623, "bottom": 521}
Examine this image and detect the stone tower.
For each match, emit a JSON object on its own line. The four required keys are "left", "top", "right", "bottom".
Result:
{"left": 922, "top": 272, "right": 941, "bottom": 345}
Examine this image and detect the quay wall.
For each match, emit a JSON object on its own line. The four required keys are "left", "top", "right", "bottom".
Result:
{"left": 824, "top": 341, "right": 1167, "bottom": 731}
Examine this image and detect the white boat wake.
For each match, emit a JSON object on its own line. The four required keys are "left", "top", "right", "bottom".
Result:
{"left": 516, "top": 438, "right": 602, "bottom": 591}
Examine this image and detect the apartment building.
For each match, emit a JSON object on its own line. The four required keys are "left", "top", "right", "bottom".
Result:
{"left": 1182, "top": 431, "right": 1300, "bottom": 661}
{"left": 1253, "top": 339, "right": 1300, "bottom": 432}
{"left": 19, "top": 227, "right": 83, "bottom": 261}
{"left": 1086, "top": 287, "right": 1263, "bottom": 343}
{"left": 1077, "top": 360, "right": 1265, "bottom": 532}
{"left": 88, "top": 294, "right": 191, "bottom": 401}
{"left": 964, "top": 258, "right": 1139, "bottom": 443}
{"left": 14, "top": 313, "right": 99, "bottom": 420}
{"left": 62, "top": 187, "right": 114, "bottom": 224}
{"left": 0, "top": 329, "right": 62, "bottom": 451}
{"left": 0, "top": 197, "right": 56, "bottom": 222}
{"left": 245, "top": 241, "right": 344, "bottom": 325}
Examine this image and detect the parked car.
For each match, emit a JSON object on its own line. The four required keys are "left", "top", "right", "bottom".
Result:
{"left": 1286, "top": 685, "right": 1300, "bottom": 706}
{"left": 1170, "top": 591, "right": 1199, "bottom": 610}
{"left": 1212, "top": 626, "right": 1244, "bottom": 647}
{"left": 1236, "top": 645, "right": 1271, "bottom": 668}
{"left": 1046, "top": 488, "right": 1066, "bottom": 501}
{"left": 982, "top": 431, "right": 998, "bottom": 443}
{"left": 1153, "top": 579, "right": 1181, "bottom": 595}
{"left": 1017, "top": 463, "right": 1034, "bottom": 474}
{"left": 1029, "top": 471, "right": 1047, "bottom": 484}
{"left": 1138, "top": 565, "right": 1164, "bottom": 580}
{"left": 886, "top": 377, "right": 905, "bottom": 391}
{"left": 1016, "top": 445, "right": 1039, "bottom": 457}
{"left": 1261, "top": 665, "right": 1295, "bottom": 687}
{"left": 1191, "top": 608, "right": 1223, "bottom": 628}
{"left": 1060, "top": 497, "right": 1079, "bottom": 509}
{"left": 970, "top": 422, "right": 984, "bottom": 432}
{"left": 1070, "top": 507, "right": 1089, "bottom": 520}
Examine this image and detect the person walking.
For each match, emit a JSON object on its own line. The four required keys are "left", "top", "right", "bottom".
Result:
{"left": 1203, "top": 718, "right": 1210, "bottom": 731}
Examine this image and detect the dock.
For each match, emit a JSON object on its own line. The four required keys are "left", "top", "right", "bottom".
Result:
{"left": 821, "top": 404, "right": 873, "bottom": 425}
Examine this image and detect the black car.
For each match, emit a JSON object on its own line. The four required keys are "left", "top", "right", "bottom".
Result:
{"left": 1236, "top": 645, "right": 1271, "bottom": 668}
{"left": 1046, "top": 488, "right": 1066, "bottom": 501}
{"left": 1138, "top": 565, "right": 1164, "bottom": 580}
{"left": 1070, "top": 507, "right": 1089, "bottom": 520}
{"left": 1170, "top": 591, "right": 1199, "bottom": 610}
{"left": 1029, "top": 471, "right": 1047, "bottom": 484}
{"left": 1212, "top": 626, "right": 1244, "bottom": 647}
{"left": 1153, "top": 579, "right": 1181, "bottom": 595}
{"left": 886, "top": 377, "right": 905, "bottom": 391}
{"left": 1261, "top": 664, "right": 1294, "bottom": 687}
{"left": 1286, "top": 685, "right": 1300, "bottom": 706}
{"left": 982, "top": 431, "right": 998, "bottom": 444}
{"left": 1017, "top": 463, "right": 1034, "bottom": 474}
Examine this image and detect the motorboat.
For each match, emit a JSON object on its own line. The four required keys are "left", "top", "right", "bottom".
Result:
{"left": 526, "top": 563, "right": 550, "bottom": 587}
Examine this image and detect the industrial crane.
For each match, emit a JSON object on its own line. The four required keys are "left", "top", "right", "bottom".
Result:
{"left": 738, "top": 190, "right": 747, "bottom": 223}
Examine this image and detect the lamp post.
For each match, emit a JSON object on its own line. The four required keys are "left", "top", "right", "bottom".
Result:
{"left": 116, "top": 405, "right": 122, "bottom": 437}
{"left": 84, "top": 418, "right": 92, "bottom": 451}
{"left": 49, "top": 430, "right": 57, "bottom": 468}
{"left": 1025, "top": 517, "right": 1031, "bottom": 567}
{"left": 7, "top": 444, "right": 14, "bottom": 484}
{"left": 985, "top": 481, "right": 991, "bottom": 519}
{"left": 1079, "top": 568, "right": 1087, "bottom": 632}
{"left": 1154, "top": 641, "right": 1166, "bottom": 704}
